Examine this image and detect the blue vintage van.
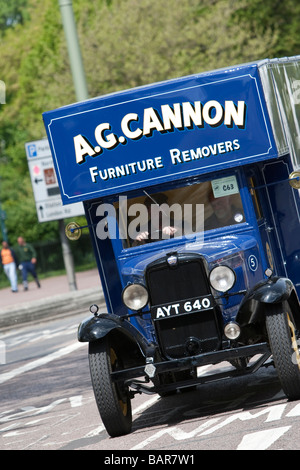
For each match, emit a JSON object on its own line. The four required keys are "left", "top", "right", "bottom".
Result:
{"left": 43, "top": 56, "right": 300, "bottom": 437}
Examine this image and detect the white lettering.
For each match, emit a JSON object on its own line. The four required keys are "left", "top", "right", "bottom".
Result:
{"left": 202, "top": 100, "right": 224, "bottom": 126}
{"left": 94, "top": 122, "right": 118, "bottom": 149}
{"left": 173, "top": 303, "right": 180, "bottom": 314}
{"left": 121, "top": 113, "right": 142, "bottom": 140}
{"left": 224, "top": 101, "right": 246, "bottom": 128}
{"left": 143, "top": 107, "right": 164, "bottom": 136}
{"left": 161, "top": 103, "right": 182, "bottom": 130}
{"left": 170, "top": 148, "right": 182, "bottom": 164}
{"left": 90, "top": 166, "right": 99, "bottom": 183}
{"left": 156, "top": 308, "right": 165, "bottom": 319}
{"left": 202, "top": 297, "right": 211, "bottom": 308}
{"left": 163, "top": 305, "right": 172, "bottom": 315}
{"left": 104, "top": 455, "right": 139, "bottom": 467}
{"left": 169, "top": 139, "right": 240, "bottom": 164}
{"left": 88, "top": 156, "right": 164, "bottom": 183}
{"left": 233, "top": 138, "right": 240, "bottom": 150}
{"left": 182, "top": 101, "right": 203, "bottom": 128}
{"left": 74, "top": 134, "right": 96, "bottom": 164}
{"left": 74, "top": 100, "right": 246, "bottom": 164}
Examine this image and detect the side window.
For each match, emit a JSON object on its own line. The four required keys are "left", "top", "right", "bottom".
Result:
{"left": 205, "top": 176, "right": 245, "bottom": 231}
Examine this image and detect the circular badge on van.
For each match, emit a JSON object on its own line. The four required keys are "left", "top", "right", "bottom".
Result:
{"left": 248, "top": 254, "right": 258, "bottom": 272}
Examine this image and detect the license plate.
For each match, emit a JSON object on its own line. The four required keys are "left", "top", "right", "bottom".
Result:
{"left": 152, "top": 295, "right": 214, "bottom": 319}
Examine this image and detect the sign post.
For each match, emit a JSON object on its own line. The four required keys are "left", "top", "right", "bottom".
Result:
{"left": 25, "top": 138, "right": 84, "bottom": 291}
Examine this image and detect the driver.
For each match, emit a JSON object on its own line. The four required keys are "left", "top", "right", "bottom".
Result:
{"left": 134, "top": 193, "right": 177, "bottom": 244}
{"left": 205, "top": 189, "right": 245, "bottom": 230}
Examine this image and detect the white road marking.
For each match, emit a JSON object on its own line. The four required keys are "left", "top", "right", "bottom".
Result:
{"left": 131, "top": 417, "right": 221, "bottom": 450}
{"left": 236, "top": 426, "right": 291, "bottom": 450}
{"left": 131, "top": 403, "right": 289, "bottom": 450}
{"left": 0, "top": 340, "right": 5, "bottom": 364}
{"left": 0, "top": 342, "right": 85, "bottom": 384}
{"left": 84, "top": 394, "right": 160, "bottom": 438}
{"left": 132, "top": 395, "right": 160, "bottom": 415}
{"left": 286, "top": 402, "right": 300, "bottom": 417}
{"left": 69, "top": 396, "right": 83, "bottom": 408}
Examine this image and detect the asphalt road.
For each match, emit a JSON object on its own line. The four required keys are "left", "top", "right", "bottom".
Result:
{"left": 1, "top": 312, "right": 300, "bottom": 452}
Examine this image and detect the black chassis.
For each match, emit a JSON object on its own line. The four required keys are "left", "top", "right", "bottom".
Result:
{"left": 77, "top": 271, "right": 300, "bottom": 395}
{"left": 77, "top": 316, "right": 262, "bottom": 394}
{"left": 78, "top": 311, "right": 271, "bottom": 395}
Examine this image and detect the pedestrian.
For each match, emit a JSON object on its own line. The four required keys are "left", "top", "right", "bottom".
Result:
{"left": 0, "top": 240, "right": 19, "bottom": 292}
{"left": 15, "top": 236, "right": 41, "bottom": 291}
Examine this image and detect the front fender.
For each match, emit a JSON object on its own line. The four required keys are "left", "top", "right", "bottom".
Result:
{"left": 237, "top": 277, "right": 299, "bottom": 326}
{"left": 78, "top": 312, "right": 155, "bottom": 357}
{"left": 247, "top": 277, "right": 294, "bottom": 304}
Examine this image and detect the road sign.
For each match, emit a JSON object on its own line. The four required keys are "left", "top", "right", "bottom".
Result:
{"left": 25, "top": 139, "right": 84, "bottom": 222}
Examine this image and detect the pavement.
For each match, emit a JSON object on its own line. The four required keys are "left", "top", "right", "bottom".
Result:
{"left": 0, "top": 268, "right": 105, "bottom": 331}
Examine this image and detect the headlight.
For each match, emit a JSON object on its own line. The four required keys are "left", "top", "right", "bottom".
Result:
{"left": 224, "top": 322, "right": 241, "bottom": 340}
{"left": 122, "top": 283, "right": 149, "bottom": 311}
{"left": 209, "top": 265, "right": 236, "bottom": 292}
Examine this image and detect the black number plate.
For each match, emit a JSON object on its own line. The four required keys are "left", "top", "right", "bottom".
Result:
{"left": 151, "top": 295, "right": 214, "bottom": 319}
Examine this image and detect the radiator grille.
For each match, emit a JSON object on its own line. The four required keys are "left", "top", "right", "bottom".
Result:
{"left": 146, "top": 254, "right": 211, "bottom": 305}
{"left": 145, "top": 253, "right": 221, "bottom": 359}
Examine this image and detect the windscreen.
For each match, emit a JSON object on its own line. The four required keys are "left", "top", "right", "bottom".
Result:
{"left": 114, "top": 174, "right": 245, "bottom": 248}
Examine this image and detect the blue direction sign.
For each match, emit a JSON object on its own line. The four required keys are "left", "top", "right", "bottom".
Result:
{"left": 25, "top": 139, "right": 84, "bottom": 221}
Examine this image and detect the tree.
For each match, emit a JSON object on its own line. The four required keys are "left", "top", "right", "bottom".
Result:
{"left": 232, "top": 0, "right": 300, "bottom": 56}
{"left": 0, "top": 0, "right": 29, "bottom": 33}
{"left": 0, "top": 0, "right": 298, "bottom": 247}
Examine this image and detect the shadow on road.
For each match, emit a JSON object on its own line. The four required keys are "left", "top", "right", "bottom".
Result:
{"left": 131, "top": 366, "right": 285, "bottom": 433}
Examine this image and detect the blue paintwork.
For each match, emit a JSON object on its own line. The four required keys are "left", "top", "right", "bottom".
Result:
{"left": 82, "top": 164, "right": 270, "bottom": 342}
{"left": 43, "top": 63, "right": 277, "bottom": 204}
{"left": 43, "top": 57, "right": 300, "bottom": 343}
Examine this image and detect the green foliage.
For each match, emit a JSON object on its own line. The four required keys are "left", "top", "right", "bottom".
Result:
{"left": 0, "top": 0, "right": 29, "bottom": 33}
{"left": 0, "top": 0, "right": 299, "bottom": 248}
{"left": 232, "top": 0, "right": 300, "bottom": 56}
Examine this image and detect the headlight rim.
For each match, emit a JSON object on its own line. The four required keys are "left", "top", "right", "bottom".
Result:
{"left": 209, "top": 264, "right": 236, "bottom": 293}
{"left": 122, "top": 282, "right": 149, "bottom": 311}
{"left": 224, "top": 321, "right": 241, "bottom": 340}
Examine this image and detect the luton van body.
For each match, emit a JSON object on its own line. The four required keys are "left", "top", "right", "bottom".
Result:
{"left": 43, "top": 56, "right": 300, "bottom": 437}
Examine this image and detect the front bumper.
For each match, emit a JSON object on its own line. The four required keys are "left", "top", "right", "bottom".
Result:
{"left": 111, "top": 342, "right": 271, "bottom": 394}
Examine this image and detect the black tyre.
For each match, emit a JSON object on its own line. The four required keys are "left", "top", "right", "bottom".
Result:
{"left": 88, "top": 338, "right": 132, "bottom": 437}
{"left": 266, "top": 302, "right": 300, "bottom": 399}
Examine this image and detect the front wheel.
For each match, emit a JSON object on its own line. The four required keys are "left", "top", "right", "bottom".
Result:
{"left": 89, "top": 338, "right": 132, "bottom": 437}
{"left": 266, "top": 302, "right": 300, "bottom": 399}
